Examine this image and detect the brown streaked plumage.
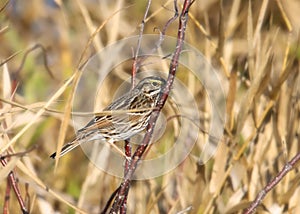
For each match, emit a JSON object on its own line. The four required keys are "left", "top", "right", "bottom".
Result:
{"left": 50, "top": 76, "right": 166, "bottom": 159}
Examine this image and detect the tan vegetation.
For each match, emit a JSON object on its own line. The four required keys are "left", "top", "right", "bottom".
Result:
{"left": 0, "top": 0, "right": 299, "bottom": 213}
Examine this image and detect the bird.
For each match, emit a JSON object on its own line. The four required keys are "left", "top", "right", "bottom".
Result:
{"left": 50, "top": 76, "right": 166, "bottom": 159}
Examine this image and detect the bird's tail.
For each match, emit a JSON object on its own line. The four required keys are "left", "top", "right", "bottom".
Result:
{"left": 50, "top": 141, "right": 81, "bottom": 159}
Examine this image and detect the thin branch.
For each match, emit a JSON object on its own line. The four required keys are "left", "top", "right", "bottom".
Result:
{"left": 118, "top": 139, "right": 132, "bottom": 214}
{"left": 131, "top": 0, "right": 152, "bottom": 88}
{"left": 131, "top": 0, "right": 178, "bottom": 87}
{"left": 100, "top": 186, "right": 121, "bottom": 214}
{"left": 243, "top": 152, "right": 300, "bottom": 214}
{"left": 14, "top": 44, "right": 56, "bottom": 80}
{"left": 108, "top": 0, "right": 193, "bottom": 213}
{"left": 0, "top": 145, "right": 37, "bottom": 160}
{"left": 3, "top": 177, "right": 11, "bottom": 214}
{"left": 124, "top": 140, "right": 132, "bottom": 173}
{"left": 1, "top": 159, "right": 29, "bottom": 214}
{"left": 151, "top": 0, "right": 179, "bottom": 55}
{"left": 123, "top": 1, "right": 152, "bottom": 210}
{"left": 162, "top": 0, "right": 179, "bottom": 36}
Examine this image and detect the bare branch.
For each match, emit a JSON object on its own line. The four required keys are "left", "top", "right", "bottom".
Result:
{"left": 108, "top": 0, "right": 193, "bottom": 213}
{"left": 243, "top": 152, "right": 300, "bottom": 213}
{"left": 1, "top": 159, "right": 29, "bottom": 214}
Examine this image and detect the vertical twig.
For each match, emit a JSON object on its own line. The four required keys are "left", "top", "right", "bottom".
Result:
{"left": 108, "top": 0, "right": 194, "bottom": 213}
{"left": 161, "top": 0, "right": 179, "bottom": 36}
{"left": 131, "top": 0, "right": 152, "bottom": 88}
{"left": 120, "top": 2, "right": 153, "bottom": 212}
{"left": 124, "top": 140, "right": 132, "bottom": 173}
{"left": 216, "top": 0, "right": 225, "bottom": 59}
{"left": 131, "top": 0, "right": 179, "bottom": 88}
{"left": 120, "top": 140, "right": 132, "bottom": 214}
{"left": 0, "top": 159, "right": 29, "bottom": 214}
{"left": 3, "top": 177, "right": 11, "bottom": 214}
{"left": 100, "top": 186, "right": 121, "bottom": 214}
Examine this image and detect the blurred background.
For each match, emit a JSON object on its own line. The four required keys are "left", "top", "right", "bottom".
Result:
{"left": 1, "top": 0, "right": 300, "bottom": 213}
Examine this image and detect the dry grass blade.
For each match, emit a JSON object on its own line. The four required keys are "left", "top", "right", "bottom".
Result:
{"left": 54, "top": 4, "right": 131, "bottom": 170}
{"left": 76, "top": 0, "right": 103, "bottom": 51}
{"left": 1, "top": 1, "right": 300, "bottom": 213}
{"left": 217, "top": 0, "right": 225, "bottom": 58}
{"left": 275, "top": 0, "right": 292, "bottom": 31}
{"left": 16, "top": 161, "right": 87, "bottom": 214}
{"left": 253, "top": 0, "right": 269, "bottom": 47}
{"left": 0, "top": 51, "right": 23, "bottom": 67}
{"left": 0, "top": 99, "right": 50, "bottom": 115}
{"left": 226, "top": 60, "right": 238, "bottom": 132}
{"left": 0, "top": 73, "right": 76, "bottom": 153}
{"left": 54, "top": 75, "right": 77, "bottom": 169}
{"left": 0, "top": 0, "right": 9, "bottom": 13}
{"left": 247, "top": 0, "right": 254, "bottom": 81}
{"left": 0, "top": 157, "right": 19, "bottom": 182}
{"left": 2, "top": 63, "right": 11, "bottom": 102}
{"left": 235, "top": 46, "right": 272, "bottom": 142}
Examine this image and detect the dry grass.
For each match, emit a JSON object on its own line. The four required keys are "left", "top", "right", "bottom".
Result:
{"left": 0, "top": 0, "right": 300, "bottom": 213}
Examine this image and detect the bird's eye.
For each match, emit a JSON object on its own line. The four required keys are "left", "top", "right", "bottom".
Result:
{"left": 151, "top": 81, "right": 159, "bottom": 87}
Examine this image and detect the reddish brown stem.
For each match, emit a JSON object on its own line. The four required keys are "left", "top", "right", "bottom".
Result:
{"left": 124, "top": 140, "right": 132, "bottom": 175}
{"left": 243, "top": 152, "right": 300, "bottom": 213}
{"left": 108, "top": 0, "right": 193, "bottom": 213}
{"left": 120, "top": 139, "right": 132, "bottom": 214}
{"left": 1, "top": 159, "right": 29, "bottom": 214}
{"left": 3, "top": 177, "right": 11, "bottom": 214}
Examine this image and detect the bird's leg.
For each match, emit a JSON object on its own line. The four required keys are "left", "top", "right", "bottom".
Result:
{"left": 107, "top": 139, "right": 131, "bottom": 161}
